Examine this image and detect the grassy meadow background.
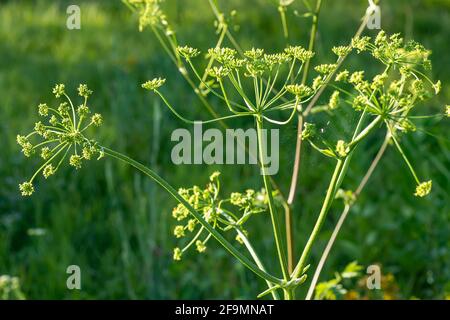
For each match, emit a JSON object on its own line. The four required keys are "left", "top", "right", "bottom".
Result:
{"left": 0, "top": 0, "right": 449, "bottom": 299}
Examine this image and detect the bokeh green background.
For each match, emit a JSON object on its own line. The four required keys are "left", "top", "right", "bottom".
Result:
{"left": 0, "top": 0, "right": 449, "bottom": 299}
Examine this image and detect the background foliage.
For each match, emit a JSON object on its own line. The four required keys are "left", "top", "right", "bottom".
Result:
{"left": 0, "top": 0, "right": 448, "bottom": 299}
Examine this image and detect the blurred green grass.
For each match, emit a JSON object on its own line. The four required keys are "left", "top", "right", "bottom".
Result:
{"left": 0, "top": 0, "right": 449, "bottom": 299}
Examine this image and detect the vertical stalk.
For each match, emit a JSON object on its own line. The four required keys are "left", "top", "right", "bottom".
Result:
{"left": 288, "top": 2, "right": 370, "bottom": 205}
{"left": 287, "top": 0, "right": 322, "bottom": 204}
{"left": 291, "top": 159, "right": 344, "bottom": 280}
{"left": 305, "top": 132, "right": 391, "bottom": 299}
{"left": 256, "top": 118, "right": 289, "bottom": 283}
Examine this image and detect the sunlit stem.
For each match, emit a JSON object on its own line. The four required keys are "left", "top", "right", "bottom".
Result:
{"left": 103, "top": 147, "right": 283, "bottom": 286}
{"left": 255, "top": 118, "right": 289, "bottom": 282}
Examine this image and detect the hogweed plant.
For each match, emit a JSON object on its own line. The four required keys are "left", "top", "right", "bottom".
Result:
{"left": 18, "top": 0, "right": 448, "bottom": 299}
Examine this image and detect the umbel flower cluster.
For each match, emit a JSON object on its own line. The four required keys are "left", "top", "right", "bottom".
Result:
{"left": 17, "top": 84, "right": 104, "bottom": 196}
{"left": 124, "top": 0, "right": 170, "bottom": 33}
{"left": 300, "top": 31, "right": 443, "bottom": 197}
{"left": 172, "top": 172, "right": 280, "bottom": 261}
{"left": 142, "top": 44, "right": 322, "bottom": 130}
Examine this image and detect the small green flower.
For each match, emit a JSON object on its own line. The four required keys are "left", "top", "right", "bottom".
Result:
{"left": 19, "top": 182, "right": 34, "bottom": 196}
{"left": 52, "top": 84, "right": 65, "bottom": 98}
{"left": 209, "top": 171, "right": 220, "bottom": 181}
{"left": 174, "top": 225, "right": 185, "bottom": 238}
{"left": 314, "top": 64, "right": 337, "bottom": 75}
{"left": 396, "top": 119, "right": 416, "bottom": 132}
{"left": 208, "top": 66, "right": 230, "bottom": 79}
{"left": 16, "top": 135, "right": 28, "bottom": 147}
{"left": 187, "top": 219, "right": 196, "bottom": 232}
{"left": 58, "top": 102, "right": 70, "bottom": 115}
{"left": 78, "top": 84, "right": 92, "bottom": 98}
{"left": 43, "top": 164, "right": 55, "bottom": 179}
{"left": 335, "top": 140, "right": 349, "bottom": 158}
{"left": 49, "top": 115, "right": 58, "bottom": 126}
{"left": 286, "top": 84, "right": 313, "bottom": 99}
{"left": 328, "top": 91, "right": 340, "bottom": 110}
{"left": 284, "top": 46, "right": 314, "bottom": 62}
{"left": 82, "top": 147, "right": 92, "bottom": 160}
{"left": 77, "top": 105, "right": 90, "bottom": 117}
{"left": 312, "top": 76, "right": 323, "bottom": 91}
{"left": 69, "top": 155, "right": 82, "bottom": 169}
{"left": 414, "top": 180, "right": 432, "bottom": 197}
{"left": 349, "top": 71, "right": 364, "bottom": 85}
{"left": 371, "top": 73, "right": 388, "bottom": 89}
{"left": 41, "top": 147, "right": 51, "bottom": 160}
{"left": 244, "top": 48, "right": 264, "bottom": 60}
{"left": 335, "top": 189, "right": 356, "bottom": 206}
{"left": 375, "top": 30, "right": 387, "bottom": 46}
{"left": 352, "top": 95, "right": 368, "bottom": 112}
{"left": 142, "top": 78, "right": 166, "bottom": 91}
{"left": 335, "top": 70, "right": 349, "bottom": 82}
{"left": 38, "top": 103, "right": 49, "bottom": 117}
{"left": 91, "top": 113, "right": 103, "bottom": 127}
{"left": 433, "top": 80, "right": 441, "bottom": 95}
{"left": 21, "top": 142, "right": 34, "bottom": 157}
{"left": 177, "top": 46, "right": 200, "bottom": 59}
{"left": 332, "top": 45, "right": 352, "bottom": 57}
{"left": 34, "top": 121, "right": 46, "bottom": 136}
{"left": 195, "top": 240, "right": 206, "bottom": 253}
{"left": 172, "top": 203, "right": 189, "bottom": 221}
{"left": 173, "top": 247, "right": 182, "bottom": 261}
{"left": 445, "top": 105, "right": 450, "bottom": 117}
{"left": 301, "top": 122, "right": 316, "bottom": 140}
{"left": 351, "top": 36, "right": 371, "bottom": 52}
{"left": 207, "top": 47, "right": 238, "bottom": 65}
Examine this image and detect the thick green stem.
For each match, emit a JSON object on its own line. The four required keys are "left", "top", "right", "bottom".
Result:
{"left": 255, "top": 118, "right": 289, "bottom": 282}
{"left": 291, "top": 159, "right": 344, "bottom": 280}
{"left": 102, "top": 147, "right": 282, "bottom": 286}
{"left": 306, "top": 132, "right": 391, "bottom": 299}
